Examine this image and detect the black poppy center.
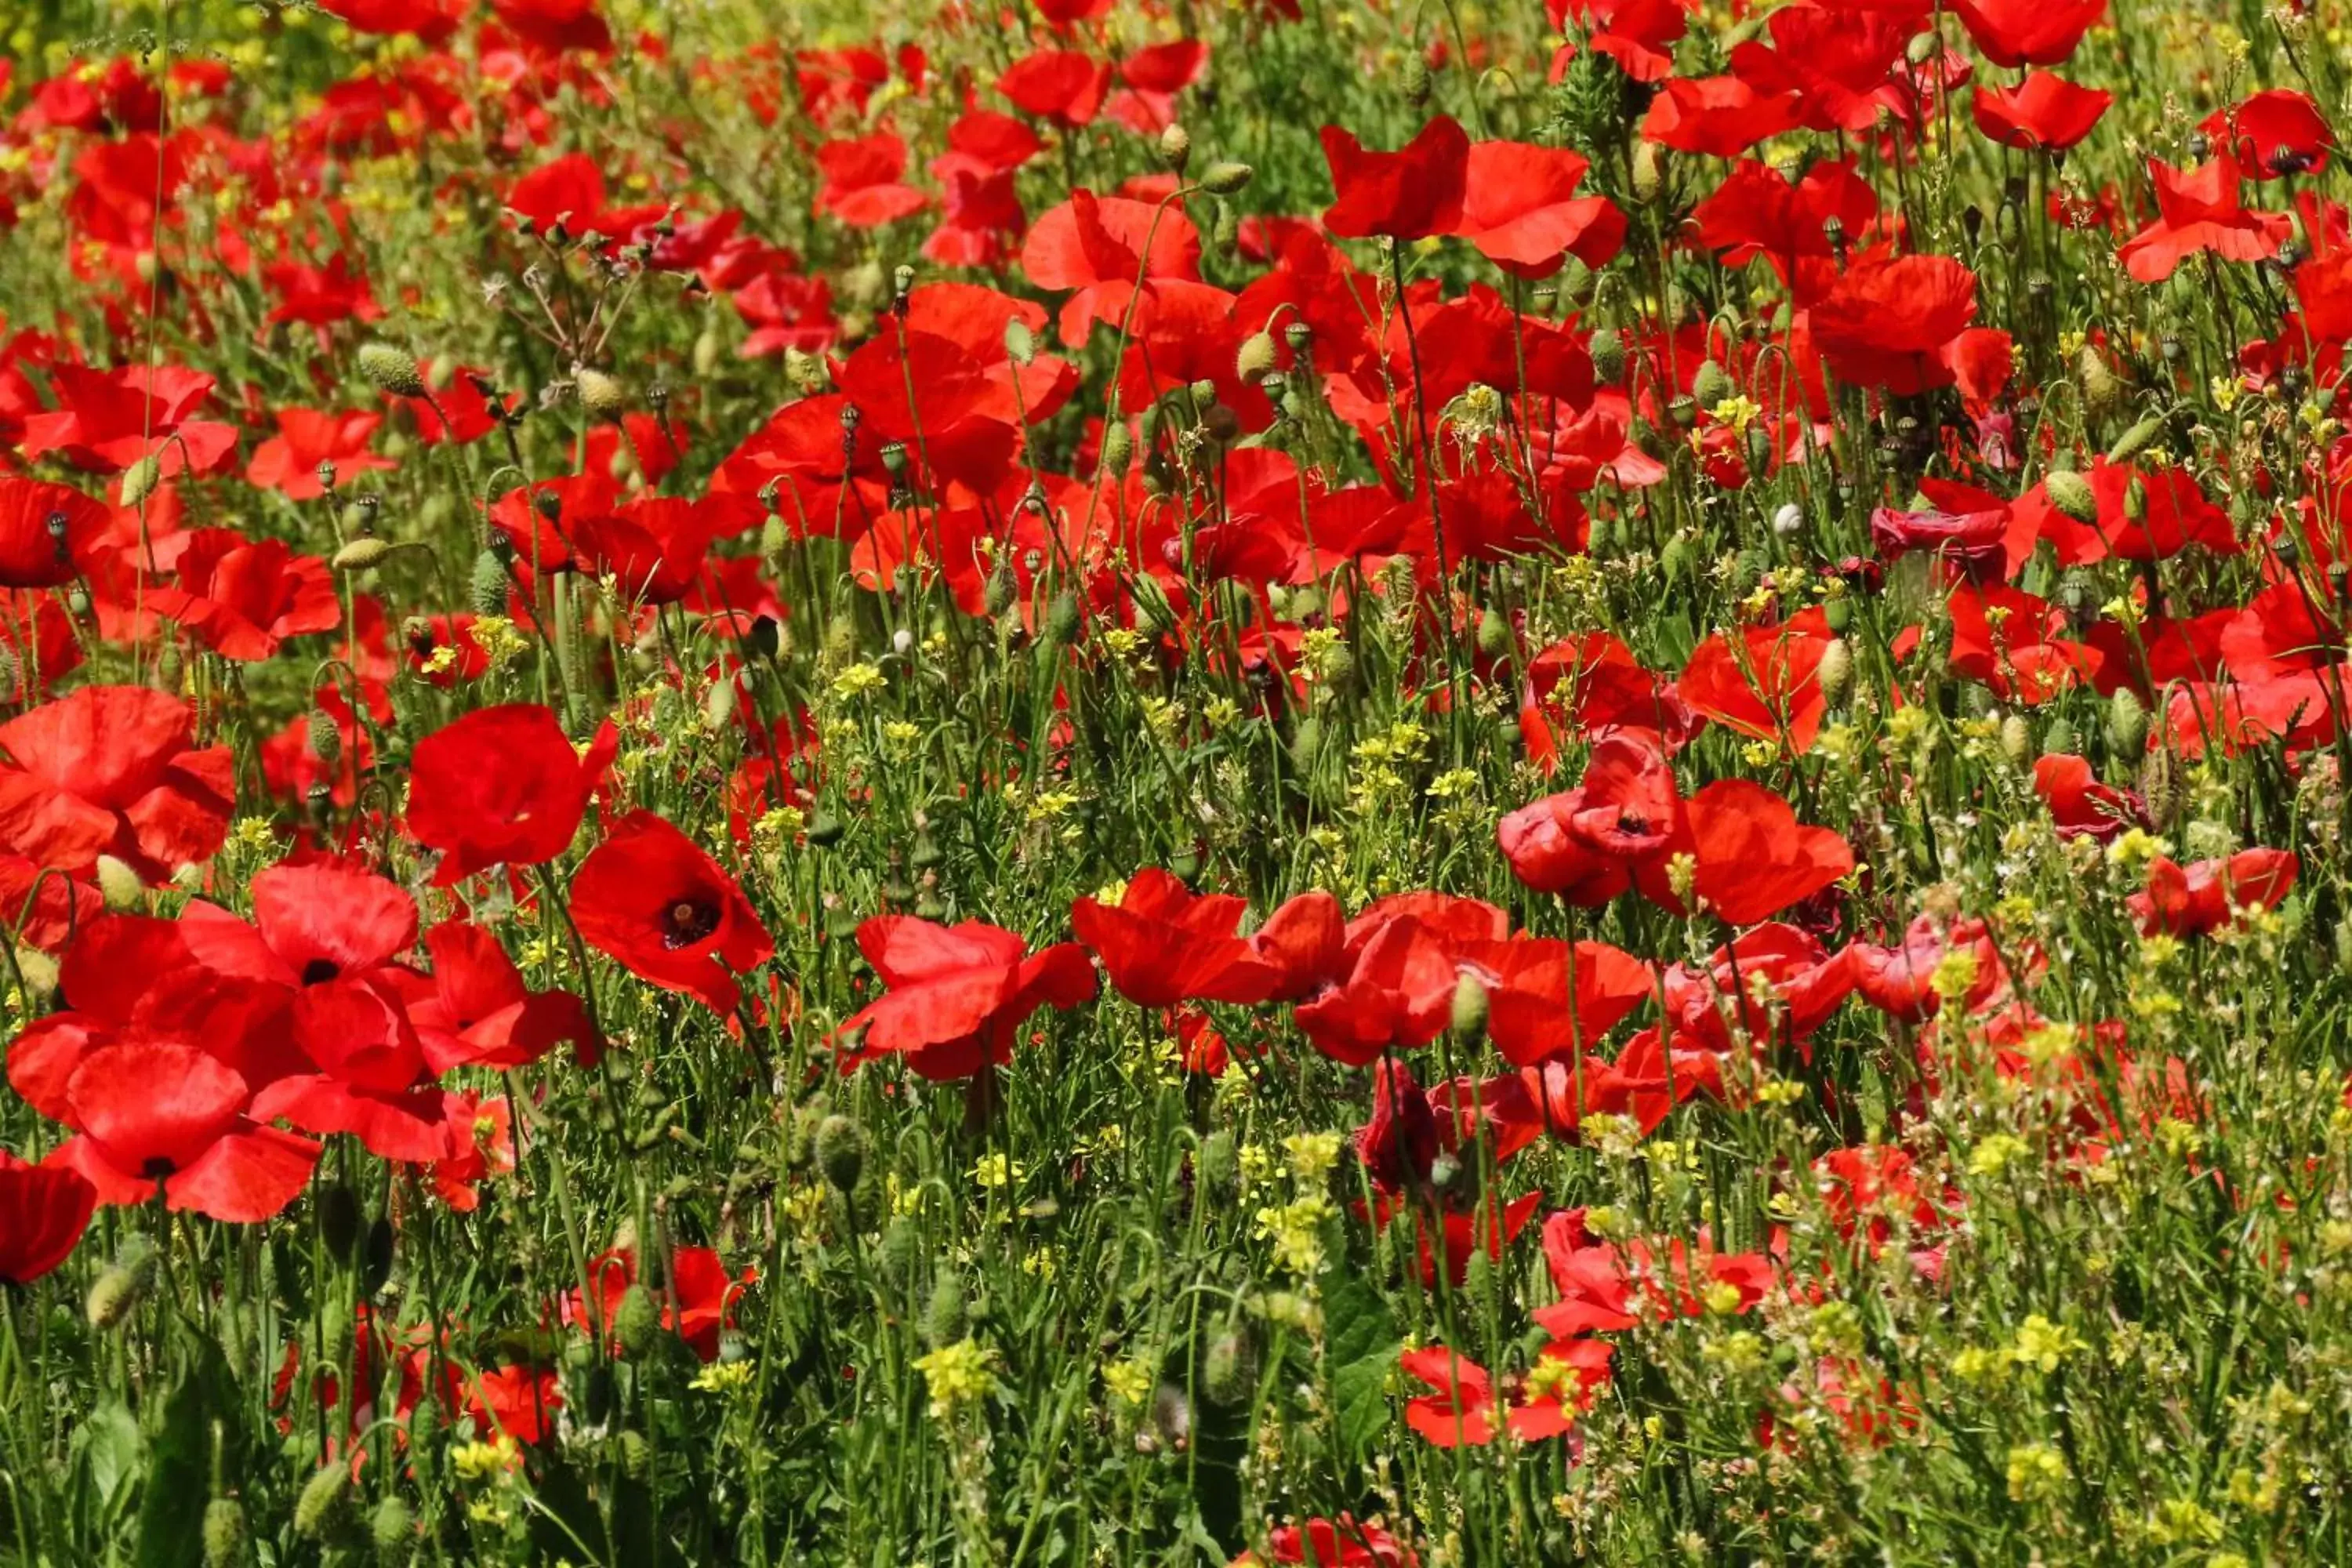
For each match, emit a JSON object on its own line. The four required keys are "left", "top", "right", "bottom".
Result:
{"left": 1617, "top": 811, "right": 1651, "bottom": 836}
{"left": 302, "top": 958, "right": 341, "bottom": 985}
{"left": 662, "top": 899, "right": 721, "bottom": 949}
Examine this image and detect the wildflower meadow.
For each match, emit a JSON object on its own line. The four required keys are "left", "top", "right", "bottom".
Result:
{"left": 0, "top": 0, "right": 2350, "bottom": 1561}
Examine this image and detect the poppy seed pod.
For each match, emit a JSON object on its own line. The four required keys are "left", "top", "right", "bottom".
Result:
{"left": 2045, "top": 468, "right": 2098, "bottom": 524}
{"left": 815, "top": 1112, "right": 867, "bottom": 1195}
{"left": 1692, "top": 359, "right": 1733, "bottom": 411}
{"left": 356, "top": 343, "right": 425, "bottom": 397}
{"left": 1198, "top": 161, "right": 1254, "bottom": 195}
{"left": 332, "top": 535, "right": 392, "bottom": 573}
{"left": 202, "top": 1498, "right": 248, "bottom": 1568}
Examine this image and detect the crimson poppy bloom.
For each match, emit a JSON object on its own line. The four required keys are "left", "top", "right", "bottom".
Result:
{"left": 0, "top": 477, "right": 107, "bottom": 589}
{"left": 147, "top": 528, "right": 341, "bottom": 661}
{"left": 834, "top": 916, "right": 1096, "bottom": 1081}
{"left": 1844, "top": 916, "right": 2006, "bottom": 1022}
{"left": 997, "top": 49, "right": 1111, "bottom": 127}
{"left": 0, "top": 684, "right": 234, "bottom": 883}
{"left": 394, "top": 920, "right": 598, "bottom": 1074}
{"left": 567, "top": 1246, "right": 756, "bottom": 1362}
{"left": 1072, "top": 869, "right": 1341, "bottom": 1008}
{"left": 1658, "top": 924, "right": 1855, "bottom": 1058}
{"left": 814, "top": 132, "right": 929, "bottom": 227}
{"left": 2032, "top": 754, "right": 2147, "bottom": 841}
{"left": 244, "top": 408, "right": 395, "bottom": 500}
{"left": 1319, "top": 116, "right": 1470, "bottom": 241}
{"left": 0, "top": 1151, "right": 96, "bottom": 1285}
{"left": 573, "top": 811, "right": 775, "bottom": 1014}
{"left": 408, "top": 705, "right": 619, "bottom": 884}
{"left": 2200, "top": 89, "right": 2331, "bottom": 179}
{"left": 1674, "top": 608, "right": 1836, "bottom": 753}
{"left": 1633, "top": 781, "right": 1854, "bottom": 927}
{"left": 1497, "top": 734, "right": 1682, "bottom": 905}
{"left": 1727, "top": 7, "right": 1912, "bottom": 135}
{"left": 1456, "top": 935, "right": 1653, "bottom": 1067}
{"left": 1973, "top": 72, "right": 2111, "bottom": 152}
{"left": 2116, "top": 155, "right": 2290, "bottom": 283}
{"left": 1808, "top": 253, "right": 1979, "bottom": 394}
{"left": 1454, "top": 142, "right": 1624, "bottom": 276}
{"left": 1639, "top": 77, "right": 1804, "bottom": 158}
{"left": 1234, "top": 1516, "right": 1419, "bottom": 1566}
{"left": 2129, "top": 849, "right": 2297, "bottom": 936}
{"left": 1020, "top": 191, "right": 1202, "bottom": 347}
{"left": 1292, "top": 909, "right": 1468, "bottom": 1067}
{"left": 1949, "top": 0, "right": 2106, "bottom": 67}
{"left": 49, "top": 1040, "right": 321, "bottom": 1221}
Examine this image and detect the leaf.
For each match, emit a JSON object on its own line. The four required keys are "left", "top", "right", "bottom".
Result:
{"left": 135, "top": 1370, "right": 210, "bottom": 1568}
{"left": 76, "top": 1403, "right": 142, "bottom": 1526}
{"left": 1320, "top": 1265, "right": 1400, "bottom": 1464}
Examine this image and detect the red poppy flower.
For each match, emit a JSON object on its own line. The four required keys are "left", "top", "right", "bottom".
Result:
{"left": 573, "top": 811, "right": 775, "bottom": 1015}
{"left": 1497, "top": 734, "right": 1682, "bottom": 905}
{"left": 1454, "top": 142, "right": 1624, "bottom": 275}
{"left": 505, "top": 154, "right": 663, "bottom": 243}
{"left": 1844, "top": 916, "right": 2006, "bottom": 1022}
{"left": 814, "top": 133, "right": 929, "bottom": 228}
{"left": 0, "top": 477, "right": 107, "bottom": 589}
{"left": 1020, "top": 191, "right": 1203, "bottom": 347}
{"left": 1319, "top": 116, "right": 1471, "bottom": 241}
{"left": 147, "top": 528, "right": 341, "bottom": 661}
{"left": 2016, "top": 457, "right": 2238, "bottom": 564}
{"left": 0, "top": 1151, "right": 96, "bottom": 1285}
{"left": 1634, "top": 781, "right": 1854, "bottom": 927}
{"left": 1807, "top": 253, "right": 1978, "bottom": 394}
{"left": 2032, "top": 753, "right": 2146, "bottom": 841}
{"left": 1639, "top": 77, "right": 1804, "bottom": 158}
{"left": 1294, "top": 911, "right": 1464, "bottom": 1067}
{"left": 1237, "top": 1516, "right": 1418, "bottom": 1567}
{"left": 1456, "top": 935, "right": 1653, "bottom": 1067}
{"left": 567, "top": 1246, "right": 756, "bottom": 1361}
{"left": 1658, "top": 924, "right": 1855, "bottom": 1058}
{"left": 1946, "top": 583, "right": 2102, "bottom": 705}
{"left": 1674, "top": 608, "right": 1836, "bottom": 753}
{"left": 2129, "top": 849, "right": 2297, "bottom": 937}
{"left": 0, "top": 684, "right": 234, "bottom": 883}
{"left": 997, "top": 49, "right": 1111, "bottom": 127}
{"left": 1727, "top": 7, "right": 1912, "bottom": 135}
{"left": 2201, "top": 89, "right": 2331, "bottom": 179}
{"left": 17, "top": 363, "right": 239, "bottom": 477}
{"left": 1072, "top": 869, "right": 1341, "bottom": 1008}
{"left": 396, "top": 920, "right": 598, "bottom": 1074}
{"left": 466, "top": 1362, "right": 564, "bottom": 1446}
{"left": 835, "top": 916, "right": 1096, "bottom": 1081}
{"left": 1973, "top": 71, "right": 2111, "bottom": 151}
{"left": 408, "top": 705, "right": 618, "bottom": 884}
{"left": 244, "top": 408, "right": 395, "bottom": 500}
{"left": 1549, "top": 0, "right": 1687, "bottom": 82}
{"left": 1949, "top": 0, "right": 2106, "bottom": 67}
{"left": 49, "top": 1040, "right": 320, "bottom": 1221}
{"left": 1689, "top": 158, "right": 1877, "bottom": 272}
{"left": 2116, "top": 155, "right": 2290, "bottom": 284}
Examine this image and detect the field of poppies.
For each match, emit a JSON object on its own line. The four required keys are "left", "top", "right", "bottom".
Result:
{"left": 2, "top": 0, "right": 2351, "bottom": 1562}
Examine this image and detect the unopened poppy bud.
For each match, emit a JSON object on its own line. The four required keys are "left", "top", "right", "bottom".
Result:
{"left": 2140, "top": 745, "right": 2185, "bottom": 829}
{"left": 692, "top": 325, "right": 724, "bottom": 378}
{"left": 2106, "top": 687, "right": 2147, "bottom": 757}
{"left": 1450, "top": 972, "right": 1490, "bottom": 1045}
{"left": 1289, "top": 714, "right": 1323, "bottom": 769}
{"left": 356, "top": 343, "right": 425, "bottom": 397}
{"left": 2122, "top": 475, "right": 2148, "bottom": 524}
{"left": 575, "top": 366, "right": 626, "bottom": 417}
{"left": 1817, "top": 638, "right": 1853, "bottom": 705}
{"left": 2044, "top": 468, "right": 2098, "bottom": 524}
{"left": 1004, "top": 317, "right": 1036, "bottom": 367}
{"left": 292, "top": 1465, "right": 352, "bottom": 1541}
{"left": 922, "top": 1273, "right": 968, "bottom": 1350}
{"left": 1588, "top": 328, "right": 1626, "bottom": 383}
{"left": 94, "top": 854, "right": 143, "bottom": 910}
{"left": 815, "top": 1112, "right": 867, "bottom": 1195}
{"left": 1632, "top": 142, "right": 1665, "bottom": 205}
{"left": 1044, "top": 590, "right": 1082, "bottom": 646}
{"left": 1999, "top": 713, "right": 2031, "bottom": 764}
{"left": 1100, "top": 421, "right": 1133, "bottom": 475}
{"left": 1203, "top": 1329, "right": 1256, "bottom": 1406}
{"left": 1403, "top": 55, "right": 1432, "bottom": 104}
{"left": 807, "top": 810, "right": 844, "bottom": 848}
{"left": 614, "top": 1283, "right": 663, "bottom": 1358}
{"left": 370, "top": 1494, "right": 414, "bottom": 1559}
{"left": 2107, "top": 416, "right": 2162, "bottom": 466}
{"left": 468, "top": 550, "right": 510, "bottom": 616}
{"left": 1197, "top": 1130, "right": 1238, "bottom": 1196}
{"left": 1198, "top": 160, "right": 1253, "bottom": 195}
{"left": 2042, "top": 717, "right": 2076, "bottom": 757}
{"left": 1905, "top": 28, "right": 1939, "bottom": 64}
{"left": 1691, "top": 359, "right": 1733, "bottom": 411}
{"left": 1236, "top": 330, "right": 1278, "bottom": 387}
{"left": 332, "top": 535, "right": 392, "bottom": 573}
{"left": 87, "top": 1235, "right": 158, "bottom": 1330}
{"left": 202, "top": 1497, "right": 248, "bottom": 1568}
{"left": 2077, "top": 346, "right": 2123, "bottom": 421}
{"left": 318, "top": 1183, "right": 365, "bottom": 1267}
{"left": 1157, "top": 122, "right": 1191, "bottom": 172}
{"left": 120, "top": 453, "right": 164, "bottom": 508}
{"left": 1475, "top": 604, "right": 1511, "bottom": 659}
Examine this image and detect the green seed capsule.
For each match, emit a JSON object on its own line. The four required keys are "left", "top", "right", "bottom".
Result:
{"left": 922, "top": 1273, "right": 968, "bottom": 1350}
{"left": 815, "top": 1113, "right": 867, "bottom": 1196}
{"left": 292, "top": 1465, "right": 352, "bottom": 1541}
{"left": 202, "top": 1497, "right": 249, "bottom": 1568}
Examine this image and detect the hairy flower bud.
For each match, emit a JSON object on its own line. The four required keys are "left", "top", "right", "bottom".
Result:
{"left": 356, "top": 343, "right": 425, "bottom": 397}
